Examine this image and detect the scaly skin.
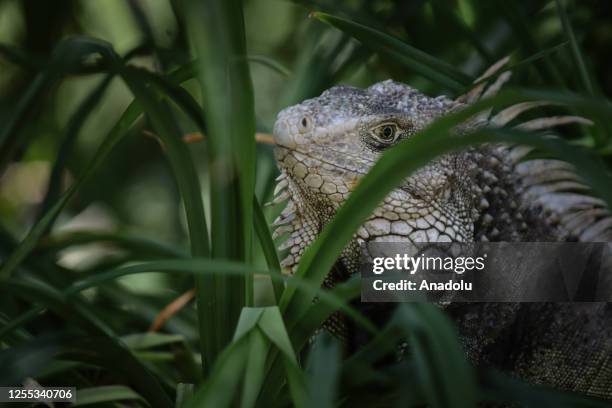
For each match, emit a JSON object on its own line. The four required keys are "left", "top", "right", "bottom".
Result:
{"left": 271, "top": 77, "right": 612, "bottom": 399}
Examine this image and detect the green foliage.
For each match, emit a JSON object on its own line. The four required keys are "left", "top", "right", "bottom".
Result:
{"left": 1, "top": 1, "right": 611, "bottom": 408}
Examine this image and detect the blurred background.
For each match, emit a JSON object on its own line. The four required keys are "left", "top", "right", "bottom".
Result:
{"left": 1, "top": 0, "right": 612, "bottom": 332}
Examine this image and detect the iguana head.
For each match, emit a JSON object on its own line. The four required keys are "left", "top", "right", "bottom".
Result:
{"left": 272, "top": 80, "right": 481, "bottom": 272}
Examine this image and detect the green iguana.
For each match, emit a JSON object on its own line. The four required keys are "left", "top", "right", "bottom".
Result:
{"left": 270, "top": 58, "right": 612, "bottom": 400}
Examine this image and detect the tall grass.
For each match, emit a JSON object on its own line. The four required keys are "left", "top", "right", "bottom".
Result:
{"left": 0, "top": 1, "right": 611, "bottom": 407}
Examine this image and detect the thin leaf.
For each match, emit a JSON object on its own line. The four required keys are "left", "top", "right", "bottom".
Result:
{"left": 396, "top": 304, "right": 477, "bottom": 408}
{"left": 3, "top": 278, "right": 115, "bottom": 337}
{"left": 0, "top": 259, "right": 374, "bottom": 343}
{"left": 0, "top": 100, "right": 143, "bottom": 280}
{"left": 0, "top": 332, "right": 172, "bottom": 408}
{"left": 311, "top": 12, "right": 472, "bottom": 92}
{"left": 554, "top": 0, "right": 593, "bottom": 96}
{"left": 253, "top": 196, "right": 284, "bottom": 303}
{"left": 119, "top": 66, "right": 209, "bottom": 259}
{"left": 0, "top": 58, "right": 206, "bottom": 280}
{"left": 74, "top": 385, "right": 147, "bottom": 407}
{"left": 305, "top": 332, "right": 342, "bottom": 408}
{"left": 36, "top": 74, "right": 114, "bottom": 226}
{"left": 121, "top": 333, "right": 186, "bottom": 350}
{"left": 480, "top": 368, "right": 611, "bottom": 408}
{"left": 37, "top": 230, "right": 187, "bottom": 259}
{"left": 183, "top": 0, "right": 257, "bottom": 369}
{"left": 0, "top": 37, "right": 117, "bottom": 172}
{"left": 241, "top": 328, "right": 269, "bottom": 408}
{"left": 247, "top": 55, "right": 292, "bottom": 77}
{"left": 492, "top": 1, "right": 564, "bottom": 86}
{"left": 175, "top": 383, "right": 194, "bottom": 408}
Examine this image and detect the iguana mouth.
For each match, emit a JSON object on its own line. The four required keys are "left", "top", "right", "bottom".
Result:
{"left": 274, "top": 145, "right": 371, "bottom": 176}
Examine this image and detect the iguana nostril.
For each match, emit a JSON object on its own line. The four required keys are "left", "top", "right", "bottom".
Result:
{"left": 272, "top": 119, "right": 297, "bottom": 148}
{"left": 298, "top": 116, "right": 313, "bottom": 133}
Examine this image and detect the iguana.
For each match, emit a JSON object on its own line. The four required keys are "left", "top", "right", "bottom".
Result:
{"left": 270, "top": 59, "right": 612, "bottom": 400}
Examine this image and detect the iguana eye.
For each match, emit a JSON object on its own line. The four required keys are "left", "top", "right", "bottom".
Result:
{"left": 372, "top": 123, "right": 400, "bottom": 143}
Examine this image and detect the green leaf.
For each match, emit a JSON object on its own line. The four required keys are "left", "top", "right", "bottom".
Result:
{"left": 183, "top": 0, "right": 257, "bottom": 369}
{"left": 0, "top": 333, "right": 64, "bottom": 386}
{"left": 175, "top": 383, "right": 194, "bottom": 408}
{"left": 36, "top": 75, "right": 114, "bottom": 226}
{"left": 247, "top": 55, "right": 292, "bottom": 77}
{"left": 281, "top": 28, "right": 369, "bottom": 105}
{"left": 396, "top": 304, "right": 477, "bottom": 408}
{"left": 553, "top": 0, "right": 609, "bottom": 146}
{"left": 0, "top": 259, "right": 373, "bottom": 346}
{"left": 480, "top": 368, "right": 611, "bottom": 408}
{"left": 288, "top": 274, "right": 362, "bottom": 350}
{"left": 37, "top": 230, "right": 187, "bottom": 259}
{"left": 240, "top": 320, "right": 269, "bottom": 408}
{"left": 492, "top": 1, "right": 564, "bottom": 86}
{"left": 0, "top": 57, "right": 208, "bottom": 279}
{"left": 257, "top": 307, "right": 298, "bottom": 363}
{"left": 428, "top": 0, "right": 493, "bottom": 62}
{"left": 0, "top": 43, "right": 44, "bottom": 70}
{"left": 253, "top": 196, "right": 284, "bottom": 303}
{"left": 74, "top": 385, "right": 148, "bottom": 407}
{"left": 0, "top": 37, "right": 117, "bottom": 171}
{"left": 119, "top": 66, "right": 209, "bottom": 259}
{"left": 3, "top": 278, "right": 115, "bottom": 337}
{"left": 0, "top": 99, "right": 143, "bottom": 280}
{"left": 186, "top": 307, "right": 305, "bottom": 408}
{"left": 0, "top": 332, "right": 172, "bottom": 408}
{"left": 257, "top": 276, "right": 372, "bottom": 406}
{"left": 121, "top": 333, "right": 186, "bottom": 350}
{"left": 554, "top": 0, "right": 593, "bottom": 96}
{"left": 61, "top": 335, "right": 173, "bottom": 408}
{"left": 305, "top": 332, "right": 342, "bottom": 408}
{"left": 185, "top": 334, "right": 250, "bottom": 408}
{"left": 311, "top": 12, "right": 472, "bottom": 92}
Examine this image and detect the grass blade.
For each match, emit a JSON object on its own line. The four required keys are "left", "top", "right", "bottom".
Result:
{"left": 429, "top": 0, "right": 494, "bottom": 63}
{"left": 183, "top": 0, "right": 257, "bottom": 369}
{"left": 0, "top": 287, "right": 173, "bottom": 408}
{"left": 0, "top": 37, "right": 116, "bottom": 172}
{"left": 36, "top": 74, "right": 114, "bottom": 225}
{"left": 247, "top": 55, "right": 292, "bottom": 78}
{"left": 121, "top": 333, "right": 186, "bottom": 350}
{"left": 554, "top": 0, "right": 593, "bottom": 96}
{"left": 480, "top": 368, "right": 612, "bottom": 407}
{"left": 186, "top": 307, "right": 304, "bottom": 408}
{"left": 253, "top": 196, "right": 284, "bottom": 303}
{"left": 0, "top": 58, "right": 205, "bottom": 279}
{"left": 305, "top": 332, "right": 342, "bottom": 408}
{"left": 37, "top": 231, "right": 187, "bottom": 259}
{"left": 0, "top": 100, "right": 142, "bottom": 280}
{"left": 396, "top": 304, "right": 477, "bottom": 408}
{"left": 311, "top": 12, "right": 472, "bottom": 92}
{"left": 175, "top": 383, "right": 194, "bottom": 408}
{"left": 74, "top": 385, "right": 147, "bottom": 407}
{"left": 0, "top": 259, "right": 374, "bottom": 345}
{"left": 553, "top": 0, "right": 610, "bottom": 146}
{"left": 492, "top": 1, "right": 564, "bottom": 86}
{"left": 120, "top": 66, "right": 209, "bottom": 256}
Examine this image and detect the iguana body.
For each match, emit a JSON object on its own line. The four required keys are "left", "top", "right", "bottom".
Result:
{"left": 271, "top": 66, "right": 612, "bottom": 399}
